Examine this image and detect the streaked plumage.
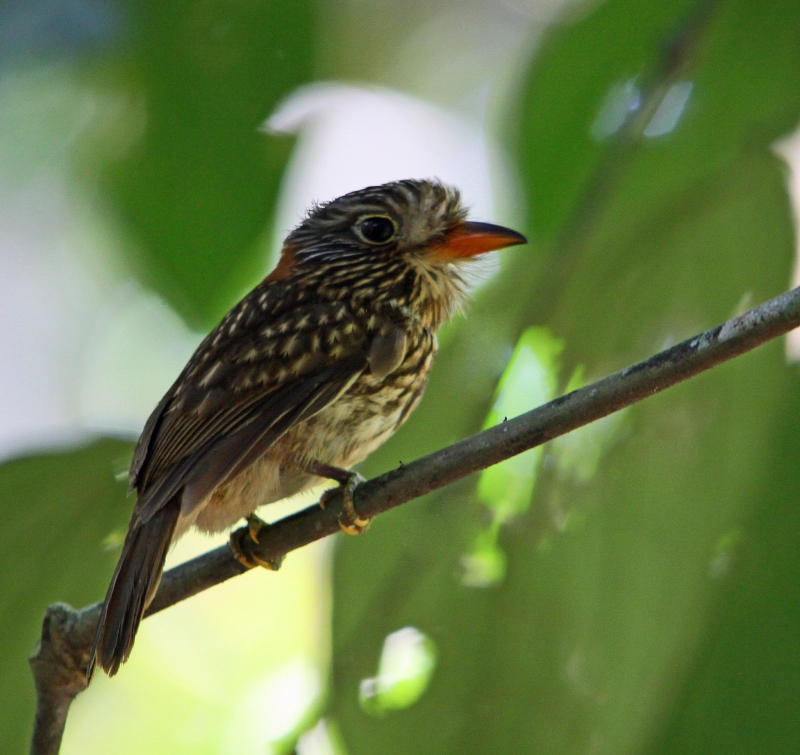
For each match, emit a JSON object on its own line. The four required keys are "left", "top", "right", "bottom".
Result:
{"left": 90, "top": 179, "right": 526, "bottom": 676}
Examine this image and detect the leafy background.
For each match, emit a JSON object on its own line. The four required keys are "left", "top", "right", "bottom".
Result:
{"left": 2, "top": 0, "right": 800, "bottom": 753}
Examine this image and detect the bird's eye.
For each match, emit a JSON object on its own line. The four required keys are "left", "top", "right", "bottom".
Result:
{"left": 356, "top": 215, "right": 397, "bottom": 245}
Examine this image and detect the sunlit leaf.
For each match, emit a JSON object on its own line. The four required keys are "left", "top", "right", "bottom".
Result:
{"left": 359, "top": 627, "right": 437, "bottom": 716}
{"left": 477, "top": 326, "right": 563, "bottom": 520}
{"left": 550, "top": 366, "right": 630, "bottom": 485}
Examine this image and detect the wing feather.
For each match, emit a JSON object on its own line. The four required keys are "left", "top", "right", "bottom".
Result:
{"left": 179, "top": 356, "right": 364, "bottom": 515}
{"left": 129, "top": 293, "right": 370, "bottom": 526}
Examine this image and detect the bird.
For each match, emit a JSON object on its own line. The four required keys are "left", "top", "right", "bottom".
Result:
{"left": 89, "top": 178, "right": 526, "bottom": 676}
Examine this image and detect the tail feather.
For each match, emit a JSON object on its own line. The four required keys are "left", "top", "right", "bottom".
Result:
{"left": 90, "top": 501, "right": 180, "bottom": 677}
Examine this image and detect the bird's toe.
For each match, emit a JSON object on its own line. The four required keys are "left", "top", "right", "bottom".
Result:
{"left": 229, "top": 517, "right": 284, "bottom": 570}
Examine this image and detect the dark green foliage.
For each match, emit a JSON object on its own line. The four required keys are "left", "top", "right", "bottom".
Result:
{"left": 102, "top": 0, "right": 314, "bottom": 327}
{"left": 657, "top": 393, "right": 800, "bottom": 754}
{"left": 0, "top": 439, "right": 134, "bottom": 755}
{"left": 329, "top": 1, "right": 800, "bottom": 753}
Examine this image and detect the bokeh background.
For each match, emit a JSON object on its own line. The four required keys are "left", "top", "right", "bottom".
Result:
{"left": 3, "top": 0, "right": 800, "bottom": 752}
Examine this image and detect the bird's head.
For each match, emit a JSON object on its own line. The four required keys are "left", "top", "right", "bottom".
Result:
{"left": 275, "top": 179, "right": 527, "bottom": 327}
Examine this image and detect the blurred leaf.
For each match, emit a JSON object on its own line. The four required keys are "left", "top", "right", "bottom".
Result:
{"left": 477, "top": 326, "right": 562, "bottom": 521}
{"left": 551, "top": 408, "right": 629, "bottom": 486}
{"left": 329, "top": 1, "right": 800, "bottom": 754}
{"left": 100, "top": 0, "right": 314, "bottom": 327}
{"left": 359, "top": 627, "right": 437, "bottom": 717}
{"left": 463, "top": 327, "right": 563, "bottom": 588}
{"left": 0, "top": 439, "right": 134, "bottom": 755}
{"left": 549, "top": 364, "right": 631, "bottom": 486}
{"left": 655, "top": 402, "right": 800, "bottom": 754}
{"left": 519, "top": 0, "right": 697, "bottom": 243}
{"left": 460, "top": 522, "right": 507, "bottom": 589}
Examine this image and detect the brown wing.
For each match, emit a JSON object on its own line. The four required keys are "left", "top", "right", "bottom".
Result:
{"left": 129, "top": 288, "right": 370, "bottom": 525}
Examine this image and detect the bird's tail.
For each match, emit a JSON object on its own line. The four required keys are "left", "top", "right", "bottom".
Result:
{"left": 89, "top": 501, "right": 180, "bottom": 677}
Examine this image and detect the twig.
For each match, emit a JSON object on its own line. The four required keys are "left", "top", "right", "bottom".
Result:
{"left": 29, "top": 284, "right": 800, "bottom": 754}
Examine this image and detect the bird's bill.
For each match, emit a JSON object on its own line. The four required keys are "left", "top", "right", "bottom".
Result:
{"left": 430, "top": 221, "right": 528, "bottom": 260}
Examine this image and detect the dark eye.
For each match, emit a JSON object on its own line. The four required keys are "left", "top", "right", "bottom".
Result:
{"left": 357, "top": 215, "right": 397, "bottom": 245}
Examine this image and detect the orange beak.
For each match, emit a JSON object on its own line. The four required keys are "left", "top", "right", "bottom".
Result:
{"left": 430, "top": 221, "right": 527, "bottom": 260}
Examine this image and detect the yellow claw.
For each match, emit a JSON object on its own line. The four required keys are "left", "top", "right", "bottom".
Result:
{"left": 318, "top": 488, "right": 334, "bottom": 511}
{"left": 316, "top": 471, "right": 370, "bottom": 533}
{"left": 248, "top": 513, "right": 264, "bottom": 544}
{"left": 229, "top": 515, "right": 284, "bottom": 570}
{"left": 339, "top": 489, "right": 370, "bottom": 534}
{"left": 335, "top": 472, "right": 370, "bottom": 534}
{"left": 338, "top": 515, "right": 371, "bottom": 535}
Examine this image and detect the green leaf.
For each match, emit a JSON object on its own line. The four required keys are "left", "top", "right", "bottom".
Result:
{"left": 476, "top": 326, "right": 563, "bottom": 521}
{"left": 98, "top": 0, "right": 315, "bottom": 328}
{"left": 0, "top": 439, "right": 134, "bottom": 755}
{"left": 329, "top": 1, "right": 800, "bottom": 753}
{"left": 656, "top": 405, "right": 800, "bottom": 754}
{"left": 359, "top": 627, "right": 437, "bottom": 716}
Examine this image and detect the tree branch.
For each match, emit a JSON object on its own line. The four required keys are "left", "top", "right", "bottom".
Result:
{"left": 29, "top": 284, "right": 800, "bottom": 754}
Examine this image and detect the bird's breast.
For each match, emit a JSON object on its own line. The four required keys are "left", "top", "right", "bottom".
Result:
{"left": 188, "top": 327, "right": 435, "bottom": 535}
{"left": 292, "top": 327, "right": 436, "bottom": 469}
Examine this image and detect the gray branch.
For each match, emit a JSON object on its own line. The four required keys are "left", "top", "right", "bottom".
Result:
{"left": 29, "top": 284, "right": 800, "bottom": 754}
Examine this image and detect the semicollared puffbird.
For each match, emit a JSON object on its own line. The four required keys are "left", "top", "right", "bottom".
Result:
{"left": 90, "top": 178, "right": 526, "bottom": 676}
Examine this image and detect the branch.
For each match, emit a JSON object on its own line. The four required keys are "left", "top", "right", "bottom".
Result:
{"left": 29, "top": 604, "right": 100, "bottom": 755}
{"left": 29, "top": 284, "right": 800, "bottom": 754}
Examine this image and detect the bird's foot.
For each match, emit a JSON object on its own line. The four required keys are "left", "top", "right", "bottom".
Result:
{"left": 319, "top": 471, "right": 370, "bottom": 534}
{"left": 229, "top": 513, "right": 284, "bottom": 570}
